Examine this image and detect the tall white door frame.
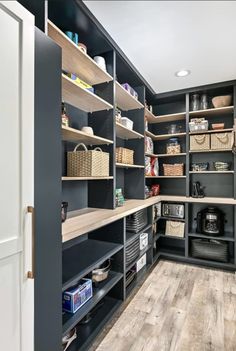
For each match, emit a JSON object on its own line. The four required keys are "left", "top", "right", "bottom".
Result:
{"left": 0, "top": 1, "right": 34, "bottom": 351}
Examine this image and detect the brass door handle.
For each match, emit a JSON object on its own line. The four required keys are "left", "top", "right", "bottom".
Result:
{"left": 27, "top": 206, "right": 35, "bottom": 279}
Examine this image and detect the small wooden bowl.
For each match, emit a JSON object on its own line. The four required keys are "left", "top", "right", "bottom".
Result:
{"left": 212, "top": 123, "right": 225, "bottom": 130}
{"left": 212, "top": 95, "right": 232, "bottom": 108}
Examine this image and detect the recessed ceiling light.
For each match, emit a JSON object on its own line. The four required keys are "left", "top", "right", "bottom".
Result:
{"left": 175, "top": 70, "right": 191, "bottom": 77}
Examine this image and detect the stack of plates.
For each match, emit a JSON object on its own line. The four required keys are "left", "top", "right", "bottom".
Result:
{"left": 214, "top": 162, "right": 231, "bottom": 171}
{"left": 126, "top": 209, "right": 148, "bottom": 233}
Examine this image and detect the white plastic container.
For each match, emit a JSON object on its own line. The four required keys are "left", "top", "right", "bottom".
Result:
{"left": 140, "top": 232, "right": 148, "bottom": 251}
{"left": 121, "top": 117, "right": 133, "bottom": 130}
{"left": 189, "top": 118, "right": 208, "bottom": 132}
{"left": 136, "top": 253, "right": 147, "bottom": 272}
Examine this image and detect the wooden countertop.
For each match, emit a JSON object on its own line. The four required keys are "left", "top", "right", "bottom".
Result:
{"left": 62, "top": 196, "right": 236, "bottom": 243}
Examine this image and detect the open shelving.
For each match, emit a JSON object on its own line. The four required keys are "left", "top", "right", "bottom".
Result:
{"left": 116, "top": 163, "right": 144, "bottom": 169}
{"left": 189, "top": 128, "right": 234, "bottom": 135}
{"left": 146, "top": 111, "right": 186, "bottom": 124}
{"left": 62, "top": 271, "right": 123, "bottom": 336}
{"left": 116, "top": 81, "right": 144, "bottom": 110}
{"left": 48, "top": 20, "right": 113, "bottom": 85}
{"left": 145, "top": 175, "right": 186, "bottom": 179}
{"left": 116, "top": 122, "right": 144, "bottom": 140}
{"left": 156, "top": 153, "right": 186, "bottom": 158}
{"left": 188, "top": 232, "right": 234, "bottom": 242}
{"left": 189, "top": 148, "right": 233, "bottom": 153}
{"left": 189, "top": 171, "right": 234, "bottom": 174}
{"left": 189, "top": 105, "right": 234, "bottom": 118}
{"left": 62, "top": 74, "right": 113, "bottom": 113}
{"left": 146, "top": 132, "right": 186, "bottom": 141}
{"left": 62, "top": 126, "right": 113, "bottom": 145}
{"left": 62, "top": 176, "right": 114, "bottom": 181}
{"left": 62, "top": 240, "right": 123, "bottom": 291}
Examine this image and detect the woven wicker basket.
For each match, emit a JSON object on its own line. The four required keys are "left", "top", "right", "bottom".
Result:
{"left": 67, "top": 143, "right": 109, "bottom": 177}
{"left": 163, "top": 163, "right": 184, "bottom": 176}
{"left": 211, "top": 132, "right": 233, "bottom": 150}
{"left": 116, "top": 147, "right": 134, "bottom": 164}
{"left": 190, "top": 134, "right": 210, "bottom": 151}
{"left": 165, "top": 221, "right": 185, "bottom": 238}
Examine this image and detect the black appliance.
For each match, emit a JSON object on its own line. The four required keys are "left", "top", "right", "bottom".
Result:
{"left": 162, "top": 203, "right": 184, "bottom": 219}
{"left": 196, "top": 207, "right": 225, "bottom": 236}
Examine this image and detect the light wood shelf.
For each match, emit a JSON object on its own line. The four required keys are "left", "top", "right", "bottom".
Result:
{"left": 116, "top": 163, "right": 144, "bottom": 169}
{"left": 62, "top": 176, "right": 113, "bottom": 181}
{"left": 116, "top": 81, "right": 144, "bottom": 111}
{"left": 62, "top": 74, "right": 113, "bottom": 113}
{"left": 145, "top": 108, "right": 156, "bottom": 121}
{"left": 48, "top": 20, "right": 113, "bottom": 86}
{"left": 145, "top": 130, "right": 156, "bottom": 139}
{"left": 62, "top": 126, "right": 113, "bottom": 145}
{"left": 189, "top": 148, "right": 232, "bottom": 153}
{"left": 147, "top": 111, "right": 186, "bottom": 124}
{"left": 189, "top": 171, "right": 234, "bottom": 174}
{"left": 62, "top": 197, "right": 236, "bottom": 242}
{"left": 157, "top": 153, "right": 187, "bottom": 158}
{"left": 145, "top": 153, "right": 158, "bottom": 158}
{"left": 189, "top": 128, "right": 233, "bottom": 135}
{"left": 189, "top": 105, "right": 234, "bottom": 117}
{"left": 146, "top": 132, "right": 186, "bottom": 141}
{"left": 145, "top": 175, "right": 186, "bottom": 179}
{"left": 116, "top": 122, "right": 143, "bottom": 140}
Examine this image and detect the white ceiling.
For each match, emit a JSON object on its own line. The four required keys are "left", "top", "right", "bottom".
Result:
{"left": 84, "top": 1, "right": 236, "bottom": 94}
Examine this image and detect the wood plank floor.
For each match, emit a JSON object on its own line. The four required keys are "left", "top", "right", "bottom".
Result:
{"left": 93, "top": 260, "right": 236, "bottom": 351}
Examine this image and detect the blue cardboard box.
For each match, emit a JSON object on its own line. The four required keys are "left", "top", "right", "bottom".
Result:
{"left": 62, "top": 278, "right": 93, "bottom": 313}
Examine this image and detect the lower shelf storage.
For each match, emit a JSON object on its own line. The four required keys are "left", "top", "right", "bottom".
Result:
{"left": 66, "top": 296, "right": 122, "bottom": 351}
{"left": 63, "top": 271, "right": 123, "bottom": 336}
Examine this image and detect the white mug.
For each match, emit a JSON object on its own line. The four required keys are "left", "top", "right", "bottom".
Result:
{"left": 93, "top": 56, "right": 106, "bottom": 71}
{"left": 81, "top": 126, "right": 94, "bottom": 135}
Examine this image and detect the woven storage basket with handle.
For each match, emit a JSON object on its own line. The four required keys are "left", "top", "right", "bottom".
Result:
{"left": 67, "top": 143, "right": 109, "bottom": 177}
{"left": 165, "top": 221, "right": 185, "bottom": 238}
{"left": 211, "top": 132, "right": 233, "bottom": 150}
{"left": 190, "top": 134, "right": 210, "bottom": 151}
{"left": 163, "top": 163, "right": 184, "bottom": 176}
{"left": 116, "top": 147, "right": 134, "bottom": 164}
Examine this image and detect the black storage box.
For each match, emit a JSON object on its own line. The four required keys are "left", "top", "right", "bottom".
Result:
{"left": 191, "top": 239, "right": 229, "bottom": 263}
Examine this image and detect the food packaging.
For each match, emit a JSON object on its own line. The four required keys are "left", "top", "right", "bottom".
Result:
{"left": 121, "top": 83, "right": 138, "bottom": 100}
{"left": 151, "top": 184, "right": 160, "bottom": 196}
{"left": 145, "top": 136, "right": 154, "bottom": 154}
{"left": 62, "top": 278, "right": 93, "bottom": 313}
{"left": 67, "top": 73, "right": 94, "bottom": 93}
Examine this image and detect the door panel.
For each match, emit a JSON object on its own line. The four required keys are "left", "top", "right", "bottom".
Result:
{"left": 0, "top": 2, "right": 34, "bottom": 351}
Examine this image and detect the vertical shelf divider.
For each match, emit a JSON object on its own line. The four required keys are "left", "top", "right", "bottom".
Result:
{"left": 186, "top": 93, "right": 190, "bottom": 197}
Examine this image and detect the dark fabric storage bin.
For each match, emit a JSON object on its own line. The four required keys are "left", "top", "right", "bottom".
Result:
{"left": 191, "top": 239, "right": 229, "bottom": 263}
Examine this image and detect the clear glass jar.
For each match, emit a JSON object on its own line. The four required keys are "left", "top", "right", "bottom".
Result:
{"left": 200, "top": 93, "right": 208, "bottom": 110}
{"left": 166, "top": 138, "right": 181, "bottom": 154}
{"left": 191, "top": 94, "right": 200, "bottom": 111}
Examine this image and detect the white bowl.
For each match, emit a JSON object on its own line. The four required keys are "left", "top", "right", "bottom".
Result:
{"left": 81, "top": 126, "right": 94, "bottom": 135}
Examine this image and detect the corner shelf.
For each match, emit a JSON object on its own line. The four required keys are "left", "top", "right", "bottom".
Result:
{"left": 189, "top": 128, "right": 233, "bottom": 135}
{"left": 189, "top": 105, "right": 234, "bottom": 118}
{"left": 62, "top": 74, "right": 113, "bottom": 113}
{"left": 116, "top": 122, "right": 143, "bottom": 140}
{"left": 62, "top": 177, "right": 113, "bottom": 181}
{"left": 116, "top": 81, "right": 144, "bottom": 111}
{"left": 145, "top": 131, "right": 186, "bottom": 141}
{"left": 62, "top": 126, "right": 113, "bottom": 145}
{"left": 145, "top": 152, "right": 158, "bottom": 158}
{"left": 189, "top": 171, "right": 234, "bottom": 174}
{"left": 62, "top": 271, "right": 123, "bottom": 336}
{"left": 62, "top": 239, "right": 123, "bottom": 291}
{"left": 145, "top": 108, "right": 156, "bottom": 121}
{"left": 48, "top": 20, "right": 113, "bottom": 86}
{"left": 188, "top": 232, "right": 234, "bottom": 242}
{"left": 146, "top": 111, "right": 186, "bottom": 124}
{"left": 145, "top": 175, "right": 186, "bottom": 179}
{"left": 189, "top": 149, "right": 232, "bottom": 154}
{"left": 155, "top": 153, "right": 187, "bottom": 158}
{"left": 116, "top": 163, "right": 144, "bottom": 169}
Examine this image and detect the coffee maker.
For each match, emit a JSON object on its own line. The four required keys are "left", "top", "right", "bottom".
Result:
{"left": 196, "top": 207, "right": 225, "bottom": 236}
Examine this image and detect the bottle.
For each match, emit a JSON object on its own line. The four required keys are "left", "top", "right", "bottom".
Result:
{"left": 61, "top": 102, "right": 69, "bottom": 127}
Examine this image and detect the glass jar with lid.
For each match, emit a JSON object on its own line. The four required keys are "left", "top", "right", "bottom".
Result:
{"left": 166, "top": 138, "right": 181, "bottom": 154}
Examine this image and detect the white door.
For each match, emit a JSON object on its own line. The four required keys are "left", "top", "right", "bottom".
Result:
{"left": 0, "top": 2, "right": 34, "bottom": 351}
